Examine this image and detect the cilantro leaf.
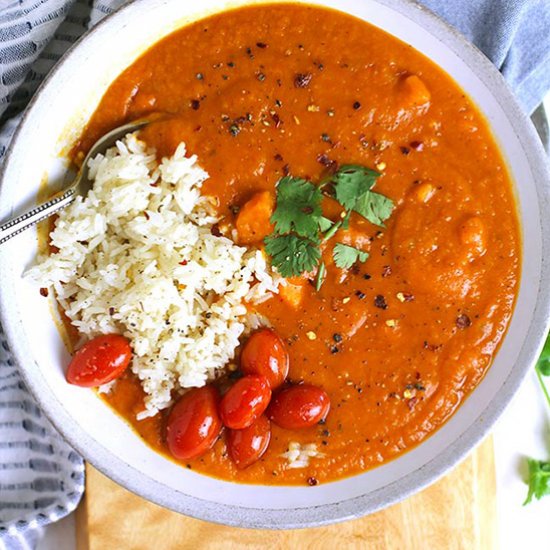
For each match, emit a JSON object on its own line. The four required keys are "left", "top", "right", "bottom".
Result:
{"left": 524, "top": 459, "right": 550, "bottom": 505}
{"left": 354, "top": 191, "right": 394, "bottom": 227}
{"left": 264, "top": 234, "right": 321, "bottom": 278}
{"left": 524, "top": 332, "right": 550, "bottom": 505}
{"left": 270, "top": 177, "right": 323, "bottom": 239}
{"left": 536, "top": 332, "right": 550, "bottom": 376}
{"left": 318, "top": 216, "right": 334, "bottom": 232}
{"left": 333, "top": 243, "right": 369, "bottom": 269}
{"left": 333, "top": 164, "right": 379, "bottom": 209}
{"left": 333, "top": 164, "right": 394, "bottom": 227}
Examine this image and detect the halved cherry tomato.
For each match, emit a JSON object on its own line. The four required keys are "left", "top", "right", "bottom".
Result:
{"left": 227, "top": 415, "right": 271, "bottom": 469}
{"left": 219, "top": 375, "right": 271, "bottom": 429}
{"left": 166, "top": 386, "right": 222, "bottom": 460}
{"left": 240, "top": 328, "right": 289, "bottom": 389}
{"left": 267, "top": 384, "right": 330, "bottom": 429}
{"left": 66, "top": 334, "right": 132, "bottom": 387}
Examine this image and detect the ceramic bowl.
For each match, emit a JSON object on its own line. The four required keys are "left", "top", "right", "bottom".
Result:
{"left": 1, "top": 0, "right": 549, "bottom": 529}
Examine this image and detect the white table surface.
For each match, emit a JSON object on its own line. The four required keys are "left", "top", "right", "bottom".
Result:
{"left": 36, "top": 96, "right": 550, "bottom": 550}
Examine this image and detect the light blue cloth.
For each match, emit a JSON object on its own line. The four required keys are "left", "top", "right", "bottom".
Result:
{"left": 425, "top": 0, "right": 550, "bottom": 115}
{"left": 0, "top": 1, "right": 549, "bottom": 548}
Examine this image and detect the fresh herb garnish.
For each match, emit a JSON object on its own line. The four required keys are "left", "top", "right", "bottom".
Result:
{"left": 333, "top": 165, "right": 394, "bottom": 227}
{"left": 524, "top": 332, "right": 550, "bottom": 504}
{"left": 315, "top": 262, "right": 326, "bottom": 291}
{"left": 333, "top": 243, "right": 369, "bottom": 269}
{"left": 264, "top": 164, "right": 394, "bottom": 288}
{"left": 269, "top": 177, "right": 323, "bottom": 238}
{"left": 264, "top": 233, "right": 321, "bottom": 278}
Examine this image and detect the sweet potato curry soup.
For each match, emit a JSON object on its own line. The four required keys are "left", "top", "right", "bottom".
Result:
{"left": 71, "top": 4, "right": 520, "bottom": 485}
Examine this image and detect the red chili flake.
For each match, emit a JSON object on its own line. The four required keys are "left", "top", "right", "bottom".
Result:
{"left": 256, "top": 72, "right": 266, "bottom": 82}
{"left": 144, "top": 212, "right": 150, "bottom": 220}
{"left": 150, "top": 182, "right": 159, "bottom": 187}
{"left": 403, "top": 293, "right": 415, "bottom": 302}
{"left": 374, "top": 295, "right": 388, "bottom": 309}
{"left": 179, "top": 260, "right": 188, "bottom": 266}
{"left": 245, "top": 47, "right": 254, "bottom": 59}
{"left": 190, "top": 99, "right": 200, "bottom": 110}
{"left": 330, "top": 346, "right": 340, "bottom": 354}
{"left": 423, "top": 341, "right": 441, "bottom": 352}
{"left": 410, "top": 140, "right": 424, "bottom": 151}
{"left": 39, "top": 288, "right": 49, "bottom": 297}
{"left": 382, "top": 265, "right": 392, "bottom": 277}
{"left": 256, "top": 42, "right": 268, "bottom": 48}
{"left": 353, "top": 101, "right": 361, "bottom": 110}
{"left": 271, "top": 113, "right": 282, "bottom": 128}
{"left": 317, "top": 153, "right": 336, "bottom": 168}
{"left": 355, "top": 290, "right": 366, "bottom": 300}
{"left": 363, "top": 273, "right": 371, "bottom": 280}
{"left": 109, "top": 307, "right": 115, "bottom": 315}
{"left": 307, "top": 477, "right": 318, "bottom": 486}
{"left": 400, "top": 146, "right": 410, "bottom": 155}
{"left": 274, "top": 153, "right": 283, "bottom": 161}
{"left": 456, "top": 314, "right": 471, "bottom": 329}
{"left": 211, "top": 224, "right": 222, "bottom": 237}
{"left": 282, "top": 164, "right": 290, "bottom": 176}
{"left": 294, "top": 73, "right": 312, "bottom": 88}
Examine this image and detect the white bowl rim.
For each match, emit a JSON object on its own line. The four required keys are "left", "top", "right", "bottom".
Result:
{"left": 1, "top": 0, "right": 550, "bottom": 529}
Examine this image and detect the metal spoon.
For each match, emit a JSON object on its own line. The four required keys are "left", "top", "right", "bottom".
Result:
{"left": 0, "top": 119, "right": 149, "bottom": 245}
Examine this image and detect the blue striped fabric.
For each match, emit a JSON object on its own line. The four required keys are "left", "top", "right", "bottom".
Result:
{"left": 0, "top": 0, "right": 549, "bottom": 549}
{"left": 0, "top": 3, "right": 125, "bottom": 548}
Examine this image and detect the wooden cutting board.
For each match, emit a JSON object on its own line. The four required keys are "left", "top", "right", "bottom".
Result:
{"left": 75, "top": 437, "right": 496, "bottom": 550}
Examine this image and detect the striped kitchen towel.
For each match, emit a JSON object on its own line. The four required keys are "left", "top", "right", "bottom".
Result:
{"left": 0, "top": 3, "right": 126, "bottom": 549}
{"left": 0, "top": 1, "right": 549, "bottom": 549}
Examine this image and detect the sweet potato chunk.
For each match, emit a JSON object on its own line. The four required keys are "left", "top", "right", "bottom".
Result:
{"left": 236, "top": 191, "right": 275, "bottom": 244}
{"left": 399, "top": 75, "right": 431, "bottom": 108}
{"left": 278, "top": 281, "right": 306, "bottom": 309}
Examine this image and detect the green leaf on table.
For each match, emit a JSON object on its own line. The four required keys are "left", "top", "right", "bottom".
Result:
{"left": 536, "top": 332, "right": 550, "bottom": 376}
{"left": 524, "top": 458, "right": 550, "bottom": 505}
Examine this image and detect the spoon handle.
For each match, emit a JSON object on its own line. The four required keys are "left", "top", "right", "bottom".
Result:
{"left": 0, "top": 188, "right": 76, "bottom": 245}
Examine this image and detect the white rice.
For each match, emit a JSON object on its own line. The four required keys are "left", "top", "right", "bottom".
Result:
{"left": 281, "top": 442, "right": 325, "bottom": 469}
{"left": 26, "top": 133, "right": 281, "bottom": 415}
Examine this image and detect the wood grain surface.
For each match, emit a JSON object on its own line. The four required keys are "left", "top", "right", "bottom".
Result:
{"left": 76, "top": 437, "right": 495, "bottom": 550}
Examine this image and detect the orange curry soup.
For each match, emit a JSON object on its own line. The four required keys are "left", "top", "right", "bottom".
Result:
{"left": 74, "top": 3, "right": 520, "bottom": 485}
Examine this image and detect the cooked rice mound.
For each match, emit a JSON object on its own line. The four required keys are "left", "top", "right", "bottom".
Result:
{"left": 26, "top": 134, "right": 280, "bottom": 416}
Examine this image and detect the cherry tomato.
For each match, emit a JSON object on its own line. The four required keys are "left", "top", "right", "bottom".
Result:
{"left": 219, "top": 375, "right": 271, "bottom": 429}
{"left": 66, "top": 334, "right": 132, "bottom": 387}
{"left": 227, "top": 415, "right": 271, "bottom": 469}
{"left": 240, "top": 328, "right": 289, "bottom": 389}
{"left": 267, "top": 384, "right": 330, "bottom": 429}
{"left": 166, "top": 386, "right": 222, "bottom": 460}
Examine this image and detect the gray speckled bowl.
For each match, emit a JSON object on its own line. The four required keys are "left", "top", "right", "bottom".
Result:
{"left": 1, "top": 0, "right": 549, "bottom": 529}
